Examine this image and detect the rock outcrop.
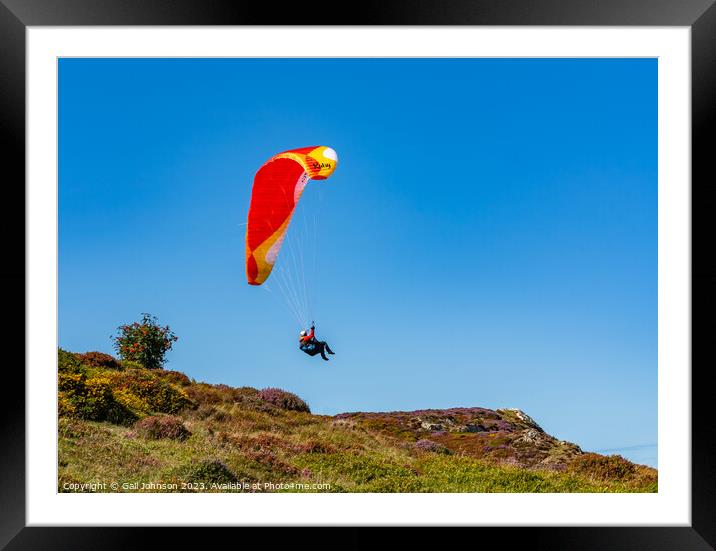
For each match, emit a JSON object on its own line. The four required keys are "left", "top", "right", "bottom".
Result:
{"left": 336, "top": 406, "right": 584, "bottom": 471}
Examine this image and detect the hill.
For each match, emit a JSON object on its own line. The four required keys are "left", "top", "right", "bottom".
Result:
{"left": 57, "top": 349, "right": 657, "bottom": 493}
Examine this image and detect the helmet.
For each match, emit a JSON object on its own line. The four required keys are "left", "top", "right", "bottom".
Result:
{"left": 299, "top": 330, "right": 307, "bottom": 337}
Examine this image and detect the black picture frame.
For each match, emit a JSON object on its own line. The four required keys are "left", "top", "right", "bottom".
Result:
{"left": 5, "top": 1, "right": 715, "bottom": 548}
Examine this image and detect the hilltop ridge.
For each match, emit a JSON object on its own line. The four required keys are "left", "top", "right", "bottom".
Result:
{"left": 58, "top": 349, "right": 657, "bottom": 493}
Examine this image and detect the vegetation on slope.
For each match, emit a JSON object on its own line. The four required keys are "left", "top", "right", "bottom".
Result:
{"left": 57, "top": 349, "right": 657, "bottom": 493}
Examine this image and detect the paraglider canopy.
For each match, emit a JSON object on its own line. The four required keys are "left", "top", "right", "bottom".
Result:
{"left": 245, "top": 146, "right": 338, "bottom": 286}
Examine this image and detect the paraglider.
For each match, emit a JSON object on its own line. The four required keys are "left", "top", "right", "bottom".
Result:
{"left": 299, "top": 323, "right": 335, "bottom": 361}
{"left": 245, "top": 146, "right": 339, "bottom": 359}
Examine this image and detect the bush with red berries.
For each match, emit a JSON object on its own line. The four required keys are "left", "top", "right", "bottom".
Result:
{"left": 112, "top": 313, "right": 177, "bottom": 370}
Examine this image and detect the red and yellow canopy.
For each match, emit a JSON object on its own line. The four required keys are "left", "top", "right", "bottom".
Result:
{"left": 245, "top": 146, "right": 338, "bottom": 285}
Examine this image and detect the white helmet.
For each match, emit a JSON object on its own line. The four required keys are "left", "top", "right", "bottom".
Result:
{"left": 299, "top": 330, "right": 307, "bottom": 337}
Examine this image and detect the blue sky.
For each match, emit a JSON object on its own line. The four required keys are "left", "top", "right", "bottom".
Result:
{"left": 59, "top": 58, "right": 657, "bottom": 467}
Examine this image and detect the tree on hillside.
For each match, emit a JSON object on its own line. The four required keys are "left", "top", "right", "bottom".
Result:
{"left": 112, "top": 313, "right": 178, "bottom": 370}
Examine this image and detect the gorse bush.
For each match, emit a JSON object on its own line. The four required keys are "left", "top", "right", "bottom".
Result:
{"left": 121, "top": 360, "right": 145, "bottom": 371}
{"left": 58, "top": 370, "right": 137, "bottom": 425}
{"left": 82, "top": 376, "right": 115, "bottom": 420}
{"left": 112, "top": 313, "right": 178, "bottom": 370}
{"left": 105, "top": 369, "right": 194, "bottom": 415}
{"left": 57, "top": 349, "right": 191, "bottom": 424}
{"left": 156, "top": 370, "right": 192, "bottom": 387}
{"left": 58, "top": 348, "right": 82, "bottom": 373}
{"left": 258, "top": 388, "right": 310, "bottom": 413}
{"left": 112, "top": 387, "right": 152, "bottom": 415}
{"left": 58, "top": 371, "right": 84, "bottom": 417}
{"left": 133, "top": 415, "right": 190, "bottom": 440}
{"left": 58, "top": 371, "right": 86, "bottom": 395}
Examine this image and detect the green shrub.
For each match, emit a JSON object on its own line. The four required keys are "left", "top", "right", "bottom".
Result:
{"left": 184, "top": 459, "right": 238, "bottom": 484}
{"left": 112, "top": 313, "right": 178, "bottom": 370}
{"left": 121, "top": 360, "right": 144, "bottom": 371}
{"left": 58, "top": 348, "right": 83, "bottom": 373}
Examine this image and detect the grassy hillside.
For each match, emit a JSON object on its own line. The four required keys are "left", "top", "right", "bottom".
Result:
{"left": 58, "top": 349, "right": 657, "bottom": 493}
